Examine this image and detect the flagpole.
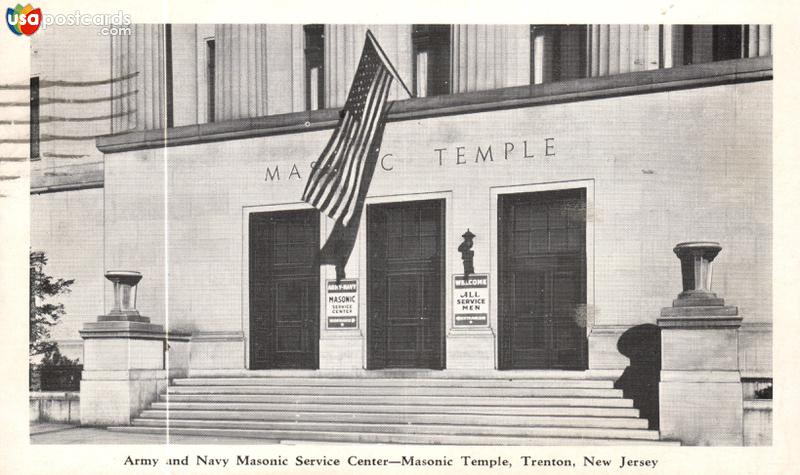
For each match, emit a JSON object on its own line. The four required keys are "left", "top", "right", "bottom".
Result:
{"left": 366, "top": 29, "right": 414, "bottom": 99}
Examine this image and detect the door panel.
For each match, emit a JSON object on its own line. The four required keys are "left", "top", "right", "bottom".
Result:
{"left": 499, "top": 189, "right": 587, "bottom": 370}
{"left": 249, "top": 210, "right": 319, "bottom": 369}
{"left": 368, "top": 199, "right": 445, "bottom": 369}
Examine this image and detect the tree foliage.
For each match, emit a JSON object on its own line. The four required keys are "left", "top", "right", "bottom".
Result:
{"left": 29, "top": 251, "right": 74, "bottom": 360}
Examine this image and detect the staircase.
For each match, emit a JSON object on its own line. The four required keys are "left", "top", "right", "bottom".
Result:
{"left": 108, "top": 371, "right": 678, "bottom": 445}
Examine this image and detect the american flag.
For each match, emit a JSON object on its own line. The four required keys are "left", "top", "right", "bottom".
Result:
{"left": 302, "top": 30, "right": 398, "bottom": 227}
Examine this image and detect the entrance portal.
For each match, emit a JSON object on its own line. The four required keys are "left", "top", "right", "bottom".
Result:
{"left": 249, "top": 209, "right": 320, "bottom": 369}
{"left": 367, "top": 199, "right": 445, "bottom": 369}
{"left": 498, "top": 189, "right": 587, "bottom": 370}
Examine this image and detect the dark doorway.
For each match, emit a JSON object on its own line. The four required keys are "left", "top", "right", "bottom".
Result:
{"left": 498, "top": 189, "right": 587, "bottom": 370}
{"left": 249, "top": 209, "right": 320, "bottom": 369}
{"left": 367, "top": 199, "right": 445, "bottom": 369}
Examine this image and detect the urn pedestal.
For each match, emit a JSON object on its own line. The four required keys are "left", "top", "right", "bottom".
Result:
{"left": 79, "top": 271, "right": 190, "bottom": 426}
{"left": 658, "top": 242, "right": 743, "bottom": 445}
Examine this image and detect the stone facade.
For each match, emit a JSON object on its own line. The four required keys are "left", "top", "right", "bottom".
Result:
{"left": 29, "top": 24, "right": 773, "bottom": 444}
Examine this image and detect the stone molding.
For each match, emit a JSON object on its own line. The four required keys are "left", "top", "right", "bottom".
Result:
{"left": 96, "top": 56, "right": 772, "bottom": 154}
{"left": 79, "top": 321, "right": 191, "bottom": 341}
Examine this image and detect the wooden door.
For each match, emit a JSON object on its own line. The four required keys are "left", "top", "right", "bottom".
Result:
{"left": 249, "top": 210, "right": 319, "bottom": 369}
{"left": 498, "top": 189, "right": 587, "bottom": 370}
{"left": 367, "top": 200, "right": 445, "bottom": 369}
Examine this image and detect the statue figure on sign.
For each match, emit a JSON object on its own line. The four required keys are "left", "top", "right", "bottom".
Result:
{"left": 458, "top": 229, "right": 475, "bottom": 277}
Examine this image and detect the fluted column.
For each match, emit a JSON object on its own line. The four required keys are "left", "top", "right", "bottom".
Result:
{"left": 588, "top": 24, "right": 664, "bottom": 77}
{"left": 323, "top": 25, "right": 414, "bottom": 108}
{"left": 452, "top": 25, "right": 530, "bottom": 93}
{"left": 214, "top": 24, "right": 268, "bottom": 121}
{"left": 111, "top": 24, "right": 165, "bottom": 132}
{"left": 324, "top": 25, "right": 366, "bottom": 109}
{"left": 747, "top": 25, "right": 771, "bottom": 57}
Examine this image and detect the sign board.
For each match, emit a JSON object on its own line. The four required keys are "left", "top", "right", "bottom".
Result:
{"left": 452, "top": 273, "right": 489, "bottom": 327}
{"left": 326, "top": 279, "right": 358, "bottom": 329}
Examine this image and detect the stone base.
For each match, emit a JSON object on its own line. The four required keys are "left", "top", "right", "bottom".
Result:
{"left": 320, "top": 333, "right": 364, "bottom": 369}
{"left": 30, "top": 392, "right": 80, "bottom": 423}
{"left": 658, "top": 305, "right": 743, "bottom": 446}
{"left": 80, "top": 370, "right": 167, "bottom": 425}
{"left": 97, "top": 313, "right": 151, "bottom": 323}
{"left": 587, "top": 325, "right": 631, "bottom": 370}
{"left": 743, "top": 399, "right": 772, "bottom": 446}
{"left": 189, "top": 332, "right": 245, "bottom": 369}
{"left": 660, "top": 371, "right": 743, "bottom": 445}
{"left": 445, "top": 329, "right": 495, "bottom": 370}
{"left": 79, "top": 320, "right": 190, "bottom": 426}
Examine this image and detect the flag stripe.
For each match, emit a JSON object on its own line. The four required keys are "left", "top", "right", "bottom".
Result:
{"left": 312, "top": 113, "right": 359, "bottom": 209}
{"left": 302, "top": 112, "right": 353, "bottom": 203}
{"left": 306, "top": 112, "right": 356, "bottom": 206}
{"left": 341, "top": 78, "right": 393, "bottom": 225}
{"left": 302, "top": 31, "right": 396, "bottom": 230}
{"left": 324, "top": 69, "right": 390, "bottom": 219}
{"left": 319, "top": 67, "right": 386, "bottom": 214}
{"left": 335, "top": 73, "right": 393, "bottom": 224}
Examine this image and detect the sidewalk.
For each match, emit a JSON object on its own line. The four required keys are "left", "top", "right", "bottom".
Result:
{"left": 30, "top": 422, "right": 282, "bottom": 445}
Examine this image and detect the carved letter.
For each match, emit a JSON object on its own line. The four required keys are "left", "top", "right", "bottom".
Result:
{"left": 265, "top": 166, "right": 280, "bottom": 181}
{"left": 504, "top": 142, "right": 514, "bottom": 160}
{"left": 381, "top": 153, "right": 394, "bottom": 171}
{"left": 523, "top": 140, "right": 535, "bottom": 158}
{"left": 435, "top": 148, "right": 447, "bottom": 166}
{"left": 476, "top": 146, "right": 494, "bottom": 163}
{"left": 289, "top": 164, "right": 302, "bottom": 180}
{"left": 545, "top": 137, "right": 556, "bottom": 156}
{"left": 456, "top": 147, "right": 466, "bottom": 165}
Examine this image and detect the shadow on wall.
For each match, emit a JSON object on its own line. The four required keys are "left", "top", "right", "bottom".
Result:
{"left": 614, "top": 324, "right": 661, "bottom": 430}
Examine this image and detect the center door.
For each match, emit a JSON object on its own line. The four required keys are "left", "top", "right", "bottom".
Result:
{"left": 367, "top": 199, "right": 445, "bottom": 369}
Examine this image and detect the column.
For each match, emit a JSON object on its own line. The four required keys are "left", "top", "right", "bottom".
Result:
{"left": 589, "top": 24, "right": 668, "bottom": 76}
{"left": 214, "top": 24, "right": 268, "bottom": 121}
{"left": 747, "top": 25, "right": 771, "bottom": 57}
{"left": 658, "top": 242, "right": 744, "bottom": 445}
{"left": 323, "top": 25, "right": 414, "bottom": 108}
{"left": 169, "top": 24, "right": 198, "bottom": 127}
{"left": 452, "top": 25, "right": 530, "bottom": 93}
{"left": 111, "top": 24, "right": 165, "bottom": 132}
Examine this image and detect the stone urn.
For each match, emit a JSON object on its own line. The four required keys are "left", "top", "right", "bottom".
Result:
{"left": 671, "top": 241, "right": 725, "bottom": 307}
{"left": 98, "top": 270, "right": 149, "bottom": 322}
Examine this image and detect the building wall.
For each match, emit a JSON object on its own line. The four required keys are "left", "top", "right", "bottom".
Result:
{"left": 30, "top": 25, "right": 110, "bottom": 191}
{"left": 29, "top": 25, "right": 111, "bottom": 360}
{"left": 30, "top": 188, "right": 104, "bottom": 360}
{"left": 102, "top": 79, "right": 771, "bottom": 374}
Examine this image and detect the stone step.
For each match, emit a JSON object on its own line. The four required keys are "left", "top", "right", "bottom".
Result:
{"left": 139, "top": 409, "right": 649, "bottom": 429}
{"left": 187, "top": 369, "right": 605, "bottom": 380}
{"left": 150, "top": 401, "right": 641, "bottom": 418}
{"left": 166, "top": 385, "right": 623, "bottom": 398}
{"left": 159, "top": 393, "right": 634, "bottom": 407}
{"left": 172, "top": 377, "right": 615, "bottom": 389}
{"left": 131, "top": 418, "right": 660, "bottom": 440}
{"left": 109, "top": 426, "right": 678, "bottom": 446}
